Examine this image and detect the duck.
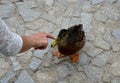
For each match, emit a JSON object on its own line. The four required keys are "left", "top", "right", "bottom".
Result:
{"left": 51, "top": 24, "right": 85, "bottom": 63}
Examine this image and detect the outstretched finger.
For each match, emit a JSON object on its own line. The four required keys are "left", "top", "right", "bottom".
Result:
{"left": 46, "top": 33, "right": 56, "bottom": 39}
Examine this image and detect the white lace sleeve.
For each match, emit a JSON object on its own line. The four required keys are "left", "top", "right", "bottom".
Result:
{"left": 0, "top": 18, "right": 23, "bottom": 56}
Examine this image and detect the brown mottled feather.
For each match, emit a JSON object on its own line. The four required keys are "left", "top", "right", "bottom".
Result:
{"left": 57, "top": 24, "right": 85, "bottom": 56}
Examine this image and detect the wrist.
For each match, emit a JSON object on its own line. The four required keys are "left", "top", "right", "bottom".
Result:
{"left": 25, "top": 35, "right": 35, "bottom": 48}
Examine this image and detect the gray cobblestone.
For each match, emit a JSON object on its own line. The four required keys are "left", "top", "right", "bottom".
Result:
{"left": 15, "top": 70, "right": 35, "bottom": 83}
{"left": 0, "top": 4, "right": 15, "bottom": 18}
{"left": 0, "top": 0, "right": 120, "bottom": 82}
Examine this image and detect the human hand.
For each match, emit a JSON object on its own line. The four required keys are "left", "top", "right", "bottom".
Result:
{"left": 20, "top": 32, "right": 55, "bottom": 53}
{"left": 29, "top": 32, "right": 55, "bottom": 50}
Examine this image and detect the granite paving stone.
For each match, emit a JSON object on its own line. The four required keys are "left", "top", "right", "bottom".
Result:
{"left": 15, "top": 70, "right": 35, "bottom": 83}
{"left": 0, "top": 0, "right": 120, "bottom": 82}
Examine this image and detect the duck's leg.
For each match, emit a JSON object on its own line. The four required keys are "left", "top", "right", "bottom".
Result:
{"left": 70, "top": 51, "right": 80, "bottom": 63}
{"left": 53, "top": 50, "right": 63, "bottom": 58}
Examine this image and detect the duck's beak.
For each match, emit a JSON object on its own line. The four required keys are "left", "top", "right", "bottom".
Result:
{"left": 51, "top": 38, "right": 60, "bottom": 47}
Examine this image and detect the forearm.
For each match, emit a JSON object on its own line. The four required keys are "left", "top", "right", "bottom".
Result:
{"left": 20, "top": 36, "right": 34, "bottom": 53}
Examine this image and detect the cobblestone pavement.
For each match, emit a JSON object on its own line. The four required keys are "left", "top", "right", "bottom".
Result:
{"left": 0, "top": 0, "right": 120, "bottom": 83}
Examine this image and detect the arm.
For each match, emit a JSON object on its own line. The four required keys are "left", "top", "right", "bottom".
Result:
{"left": 0, "top": 18, "right": 55, "bottom": 56}
{"left": 20, "top": 32, "right": 55, "bottom": 52}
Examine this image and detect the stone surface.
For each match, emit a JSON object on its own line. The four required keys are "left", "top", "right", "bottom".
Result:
{"left": 41, "top": 11, "right": 56, "bottom": 24}
{"left": 4, "top": 16, "right": 25, "bottom": 35}
{"left": 10, "top": 57, "right": 22, "bottom": 71}
{"left": 0, "top": 0, "right": 19, "bottom": 3}
{"left": 111, "top": 60, "right": 120, "bottom": 76}
{"left": 57, "top": 64, "right": 74, "bottom": 78}
{"left": 77, "top": 66, "right": 84, "bottom": 72}
{"left": 19, "top": 8, "right": 40, "bottom": 22}
{"left": 111, "top": 78, "right": 120, "bottom": 83}
{"left": 35, "top": 70, "right": 58, "bottom": 83}
{"left": 68, "top": 72, "right": 87, "bottom": 83}
{"left": 86, "top": 45, "right": 103, "bottom": 57}
{"left": 112, "top": 29, "right": 120, "bottom": 42}
{"left": 39, "top": 23, "right": 56, "bottom": 33}
{"left": 92, "top": 0, "right": 104, "bottom": 5}
{"left": 112, "top": 43, "right": 120, "bottom": 52}
{"left": 101, "top": 4, "right": 120, "bottom": 20}
{"left": 81, "top": 13, "right": 92, "bottom": 32}
{"left": 15, "top": 70, "right": 35, "bottom": 83}
{"left": 33, "top": 50, "right": 45, "bottom": 59}
{"left": 16, "top": 1, "right": 37, "bottom": 9}
{"left": 92, "top": 53, "right": 108, "bottom": 67}
{"left": 103, "top": 30, "right": 113, "bottom": 44}
{"left": 105, "top": 0, "right": 116, "bottom": 4}
{"left": 84, "top": 65, "right": 103, "bottom": 80}
{"left": 0, "top": 0, "right": 120, "bottom": 82}
{"left": 94, "top": 35, "right": 110, "bottom": 50}
{"left": 61, "top": 17, "right": 71, "bottom": 29}
{"left": 0, "top": 58, "right": 9, "bottom": 79}
{"left": 0, "top": 71, "right": 15, "bottom": 83}
{"left": 0, "top": 4, "right": 15, "bottom": 18}
{"left": 29, "top": 58, "right": 41, "bottom": 71}
{"left": 80, "top": 0, "right": 92, "bottom": 12}
{"left": 85, "top": 33, "right": 95, "bottom": 41}
{"left": 79, "top": 53, "right": 88, "bottom": 66}
{"left": 58, "top": 80, "right": 68, "bottom": 83}
{"left": 42, "top": 51, "right": 53, "bottom": 68}
{"left": 64, "top": 7, "right": 74, "bottom": 17}
{"left": 70, "top": 18, "right": 81, "bottom": 26}
{"left": 25, "top": 19, "right": 45, "bottom": 30}
{"left": 45, "top": 0, "right": 54, "bottom": 6}
{"left": 18, "top": 51, "right": 32, "bottom": 63}
{"left": 94, "top": 12, "right": 107, "bottom": 22}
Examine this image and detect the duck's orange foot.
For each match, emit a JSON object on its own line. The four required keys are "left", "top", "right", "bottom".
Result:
{"left": 53, "top": 50, "right": 63, "bottom": 58}
{"left": 70, "top": 53, "right": 80, "bottom": 63}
